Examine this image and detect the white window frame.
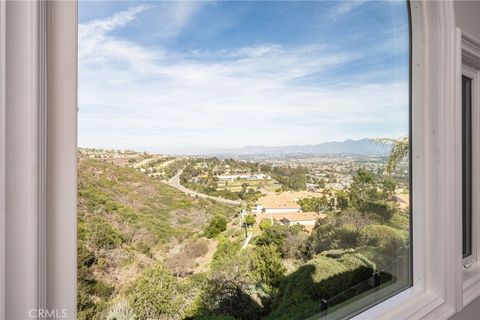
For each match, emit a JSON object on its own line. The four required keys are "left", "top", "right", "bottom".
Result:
{"left": 1, "top": 0, "right": 479, "bottom": 319}
{"left": 0, "top": 1, "right": 77, "bottom": 319}
{"left": 461, "top": 32, "right": 480, "bottom": 308}
{"left": 461, "top": 64, "right": 478, "bottom": 269}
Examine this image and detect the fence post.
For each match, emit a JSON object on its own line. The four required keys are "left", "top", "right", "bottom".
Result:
{"left": 320, "top": 299, "right": 328, "bottom": 314}
{"left": 373, "top": 271, "right": 381, "bottom": 287}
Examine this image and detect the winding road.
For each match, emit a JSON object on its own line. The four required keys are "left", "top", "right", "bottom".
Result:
{"left": 168, "top": 170, "right": 242, "bottom": 206}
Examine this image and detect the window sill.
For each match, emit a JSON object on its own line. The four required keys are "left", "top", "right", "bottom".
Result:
{"left": 463, "top": 262, "right": 480, "bottom": 306}
{"left": 352, "top": 289, "right": 455, "bottom": 320}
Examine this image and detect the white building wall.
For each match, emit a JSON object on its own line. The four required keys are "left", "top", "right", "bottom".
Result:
{"left": 264, "top": 208, "right": 301, "bottom": 214}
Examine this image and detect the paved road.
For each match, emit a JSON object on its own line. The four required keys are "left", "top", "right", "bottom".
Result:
{"left": 158, "top": 158, "right": 180, "bottom": 168}
{"left": 168, "top": 170, "right": 241, "bottom": 206}
{"left": 134, "top": 157, "right": 181, "bottom": 169}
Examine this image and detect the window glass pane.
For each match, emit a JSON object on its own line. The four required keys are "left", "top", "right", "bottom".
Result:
{"left": 77, "top": 1, "right": 411, "bottom": 319}
{"left": 463, "top": 75, "right": 473, "bottom": 259}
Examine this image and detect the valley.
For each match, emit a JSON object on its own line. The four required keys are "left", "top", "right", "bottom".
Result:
{"left": 77, "top": 143, "right": 410, "bottom": 320}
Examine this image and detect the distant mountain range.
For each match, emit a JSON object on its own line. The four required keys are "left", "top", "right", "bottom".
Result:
{"left": 163, "top": 138, "right": 392, "bottom": 157}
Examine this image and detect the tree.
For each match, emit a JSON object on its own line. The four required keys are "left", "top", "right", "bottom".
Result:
{"left": 211, "top": 236, "right": 240, "bottom": 269}
{"left": 205, "top": 215, "right": 227, "bottom": 238}
{"left": 298, "top": 197, "right": 329, "bottom": 213}
{"left": 256, "top": 224, "right": 306, "bottom": 259}
{"left": 335, "top": 190, "right": 349, "bottom": 210}
{"left": 280, "top": 229, "right": 308, "bottom": 259}
{"left": 375, "top": 137, "right": 409, "bottom": 175}
{"left": 250, "top": 245, "right": 286, "bottom": 290}
{"left": 382, "top": 176, "right": 396, "bottom": 199}
{"left": 318, "top": 178, "right": 326, "bottom": 188}
{"left": 259, "top": 218, "right": 273, "bottom": 231}
{"left": 348, "top": 169, "right": 396, "bottom": 222}
{"left": 239, "top": 183, "right": 250, "bottom": 200}
{"left": 199, "top": 255, "right": 263, "bottom": 320}
{"left": 255, "top": 224, "right": 288, "bottom": 247}
{"left": 244, "top": 214, "right": 256, "bottom": 228}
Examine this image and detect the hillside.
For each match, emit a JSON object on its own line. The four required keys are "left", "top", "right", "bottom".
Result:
{"left": 77, "top": 157, "right": 237, "bottom": 319}
{"left": 77, "top": 151, "right": 409, "bottom": 320}
{"left": 160, "top": 138, "right": 391, "bottom": 156}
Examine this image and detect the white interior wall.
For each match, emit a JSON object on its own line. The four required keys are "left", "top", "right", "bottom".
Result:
{"left": 455, "top": 0, "right": 480, "bottom": 40}
{"left": 451, "top": 1, "right": 480, "bottom": 319}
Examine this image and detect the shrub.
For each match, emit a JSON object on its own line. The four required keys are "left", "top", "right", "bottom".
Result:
{"left": 205, "top": 215, "right": 227, "bottom": 238}
{"left": 259, "top": 218, "right": 273, "bottom": 231}
{"left": 348, "top": 169, "right": 397, "bottom": 221}
{"left": 77, "top": 241, "right": 95, "bottom": 272}
{"left": 337, "top": 252, "right": 377, "bottom": 282}
{"left": 306, "top": 223, "right": 360, "bottom": 256}
{"left": 269, "top": 253, "right": 376, "bottom": 320}
{"left": 211, "top": 236, "right": 240, "bottom": 269}
{"left": 199, "top": 255, "right": 263, "bottom": 320}
{"left": 106, "top": 300, "right": 136, "bottom": 320}
{"left": 196, "top": 316, "right": 236, "bottom": 320}
{"left": 255, "top": 224, "right": 288, "bottom": 247}
{"left": 334, "top": 208, "right": 372, "bottom": 229}
{"left": 89, "top": 218, "right": 125, "bottom": 249}
{"left": 280, "top": 229, "right": 308, "bottom": 259}
{"left": 130, "top": 264, "right": 188, "bottom": 320}
{"left": 92, "top": 280, "right": 114, "bottom": 298}
{"left": 269, "top": 256, "right": 348, "bottom": 320}
{"left": 364, "top": 200, "right": 396, "bottom": 222}
{"left": 335, "top": 190, "right": 349, "bottom": 210}
{"left": 360, "top": 224, "right": 406, "bottom": 252}
{"left": 250, "top": 245, "right": 286, "bottom": 289}
{"left": 388, "top": 212, "right": 410, "bottom": 230}
{"left": 298, "top": 196, "right": 329, "bottom": 213}
{"left": 186, "top": 238, "right": 210, "bottom": 258}
{"left": 257, "top": 224, "right": 306, "bottom": 258}
{"left": 134, "top": 241, "right": 151, "bottom": 257}
{"left": 332, "top": 224, "right": 361, "bottom": 249}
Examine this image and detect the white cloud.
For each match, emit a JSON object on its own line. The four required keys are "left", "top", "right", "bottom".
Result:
{"left": 80, "top": 5, "right": 149, "bottom": 35}
{"left": 325, "top": 0, "right": 368, "bottom": 22}
{"left": 78, "top": 5, "right": 409, "bottom": 151}
{"left": 79, "top": 5, "right": 160, "bottom": 69}
{"left": 155, "top": 1, "right": 205, "bottom": 39}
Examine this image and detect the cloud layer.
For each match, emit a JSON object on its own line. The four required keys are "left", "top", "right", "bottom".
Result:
{"left": 78, "top": 2, "right": 409, "bottom": 152}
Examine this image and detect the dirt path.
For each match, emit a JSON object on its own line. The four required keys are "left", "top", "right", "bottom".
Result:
{"left": 168, "top": 170, "right": 242, "bottom": 206}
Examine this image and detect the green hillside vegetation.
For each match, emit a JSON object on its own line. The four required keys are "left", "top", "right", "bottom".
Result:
{"left": 78, "top": 154, "right": 410, "bottom": 320}
{"left": 77, "top": 157, "right": 235, "bottom": 319}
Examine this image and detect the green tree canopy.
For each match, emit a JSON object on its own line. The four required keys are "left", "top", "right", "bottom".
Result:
{"left": 250, "top": 244, "right": 286, "bottom": 290}
{"left": 205, "top": 215, "right": 228, "bottom": 238}
{"left": 349, "top": 169, "right": 396, "bottom": 221}
{"left": 244, "top": 214, "right": 256, "bottom": 228}
{"left": 335, "top": 190, "right": 349, "bottom": 210}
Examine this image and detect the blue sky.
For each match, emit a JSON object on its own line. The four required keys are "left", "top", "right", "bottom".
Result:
{"left": 78, "top": 0, "right": 409, "bottom": 152}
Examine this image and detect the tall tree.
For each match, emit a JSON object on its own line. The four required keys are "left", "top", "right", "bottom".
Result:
{"left": 375, "top": 137, "right": 409, "bottom": 175}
